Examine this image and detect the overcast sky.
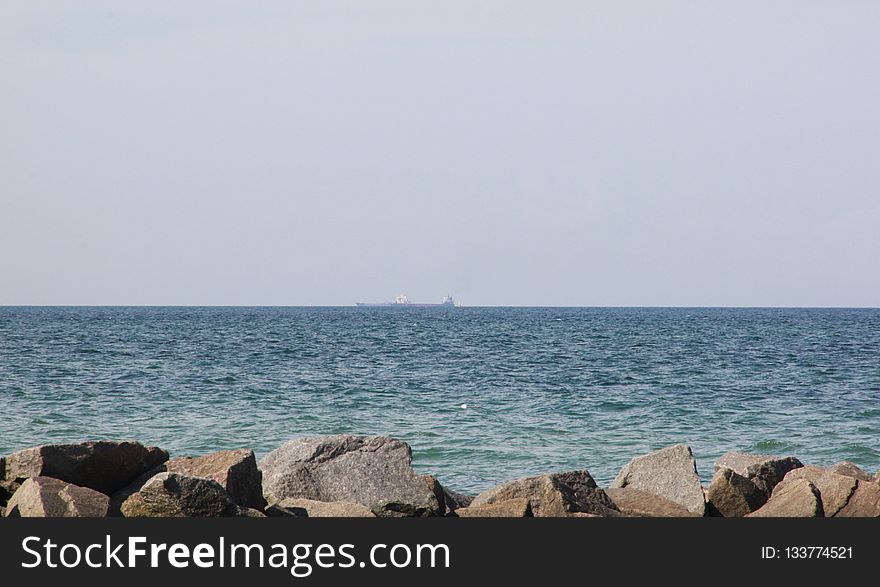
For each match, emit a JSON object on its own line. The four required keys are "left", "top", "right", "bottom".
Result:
{"left": 1, "top": 1, "right": 878, "bottom": 306}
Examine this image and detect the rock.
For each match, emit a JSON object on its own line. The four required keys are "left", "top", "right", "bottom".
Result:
{"left": 2, "top": 441, "right": 168, "bottom": 496}
{"left": 747, "top": 479, "right": 823, "bottom": 517}
{"left": 259, "top": 435, "right": 441, "bottom": 517}
{"left": 706, "top": 468, "right": 768, "bottom": 517}
{"left": 276, "top": 498, "right": 376, "bottom": 517}
{"left": 828, "top": 461, "right": 873, "bottom": 482}
{"left": 775, "top": 466, "right": 857, "bottom": 517}
{"left": 605, "top": 487, "right": 700, "bottom": 517}
{"left": 5, "top": 477, "right": 109, "bottom": 517}
{"left": 714, "top": 452, "right": 802, "bottom": 497}
{"left": 418, "top": 475, "right": 472, "bottom": 514}
{"left": 265, "top": 503, "right": 309, "bottom": 517}
{"left": 442, "top": 487, "right": 474, "bottom": 512}
{"left": 233, "top": 507, "right": 267, "bottom": 517}
{"left": 0, "top": 505, "right": 5, "bottom": 517}
{"left": 611, "top": 444, "right": 706, "bottom": 515}
{"left": 454, "top": 498, "right": 532, "bottom": 517}
{"left": 421, "top": 475, "right": 448, "bottom": 514}
{"left": 165, "top": 449, "right": 265, "bottom": 510}
{"left": 470, "top": 470, "right": 619, "bottom": 517}
{"left": 120, "top": 472, "right": 239, "bottom": 517}
{"left": 0, "top": 456, "right": 9, "bottom": 505}
{"left": 835, "top": 480, "right": 880, "bottom": 517}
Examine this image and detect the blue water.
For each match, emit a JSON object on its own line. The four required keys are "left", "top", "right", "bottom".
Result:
{"left": 1, "top": 307, "right": 878, "bottom": 493}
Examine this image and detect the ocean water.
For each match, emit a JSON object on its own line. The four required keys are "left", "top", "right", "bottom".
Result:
{"left": 0, "top": 306, "right": 878, "bottom": 493}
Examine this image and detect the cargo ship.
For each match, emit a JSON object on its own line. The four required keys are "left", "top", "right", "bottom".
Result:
{"left": 356, "top": 294, "right": 457, "bottom": 308}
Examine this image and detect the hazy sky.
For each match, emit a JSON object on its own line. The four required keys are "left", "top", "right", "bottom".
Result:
{"left": 2, "top": 1, "right": 878, "bottom": 306}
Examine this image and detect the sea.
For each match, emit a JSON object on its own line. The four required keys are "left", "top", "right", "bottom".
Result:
{"left": 1, "top": 306, "right": 878, "bottom": 493}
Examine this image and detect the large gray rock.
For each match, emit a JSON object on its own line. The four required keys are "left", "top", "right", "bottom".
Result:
{"left": 165, "top": 449, "right": 265, "bottom": 510}
{"left": 706, "top": 467, "right": 768, "bottom": 517}
{"left": 714, "top": 452, "right": 802, "bottom": 497}
{"left": 2, "top": 441, "right": 168, "bottom": 496}
{"left": 775, "top": 466, "right": 857, "bottom": 517}
{"left": 828, "top": 461, "right": 873, "bottom": 482}
{"left": 454, "top": 498, "right": 532, "bottom": 517}
{"left": 611, "top": 444, "right": 706, "bottom": 515}
{"left": 471, "top": 470, "right": 619, "bottom": 517}
{"left": 747, "top": 478, "right": 823, "bottom": 517}
{"left": 605, "top": 487, "right": 700, "bottom": 517}
{"left": 6, "top": 476, "right": 109, "bottom": 517}
{"left": 276, "top": 498, "right": 376, "bottom": 517}
{"left": 259, "top": 435, "right": 441, "bottom": 517}
{"left": 120, "top": 472, "right": 240, "bottom": 517}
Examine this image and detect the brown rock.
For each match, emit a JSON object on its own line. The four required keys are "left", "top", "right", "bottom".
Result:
{"left": 611, "top": 444, "right": 706, "bottom": 515}
{"left": 775, "top": 466, "right": 857, "bottom": 517}
{"left": 714, "top": 452, "right": 802, "bottom": 497}
{"left": 276, "top": 498, "right": 375, "bottom": 517}
{"left": 2, "top": 441, "right": 168, "bottom": 495}
{"left": 605, "top": 487, "right": 700, "bottom": 517}
{"left": 706, "top": 468, "right": 768, "bottom": 517}
{"left": 454, "top": 498, "right": 532, "bottom": 517}
{"left": 165, "top": 449, "right": 265, "bottom": 510}
{"left": 5, "top": 476, "right": 109, "bottom": 517}
{"left": 828, "top": 461, "right": 873, "bottom": 482}
{"left": 747, "top": 479, "right": 823, "bottom": 517}
{"left": 835, "top": 481, "right": 880, "bottom": 517}
{"left": 120, "top": 472, "right": 239, "bottom": 517}
{"left": 471, "top": 470, "right": 619, "bottom": 517}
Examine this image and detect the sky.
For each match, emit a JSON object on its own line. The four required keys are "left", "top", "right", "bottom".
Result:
{"left": 1, "top": 1, "right": 878, "bottom": 306}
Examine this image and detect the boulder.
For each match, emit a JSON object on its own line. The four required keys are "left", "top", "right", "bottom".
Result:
{"left": 441, "top": 486, "right": 474, "bottom": 512}
{"left": 265, "top": 503, "right": 309, "bottom": 517}
{"left": 611, "top": 444, "right": 706, "bottom": 515}
{"left": 120, "top": 472, "right": 239, "bottom": 517}
{"left": 747, "top": 479, "right": 823, "bottom": 517}
{"left": 234, "top": 507, "right": 267, "bottom": 517}
{"left": 2, "top": 441, "right": 168, "bottom": 496}
{"left": 706, "top": 468, "right": 768, "bottom": 517}
{"left": 714, "top": 452, "right": 802, "bottom": 497}
{"left": 5, "top": 476, "right": 109, "bottom": 517}
{"left": 276, "top": 498, "right": 375, "bottom": 517}
{"left": 828, "top": 461, "right": 873, "bottom": 482}
{"left": 835, "top": 480, "right": 880, "bottom": 517}
{"left": 454, "top": 498, "right": 532, "bottom": 517}
{"left": 259, "top": 435, "right": 441, "bottom": 517}
{"left": 165, "top": 449, "right": 265, "bottom": 510}
{"left": 470, "top": 470, "right": 619, "bottom": 517}
{"left": 775, "top": 466, "right": 857, "bottom": 517}
{"left": 605, "top": 487, "right": 700, "bottom": 517}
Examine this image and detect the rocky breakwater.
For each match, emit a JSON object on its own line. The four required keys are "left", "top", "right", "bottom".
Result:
{"left": 2, "top": 437, "right": 879, "bottom": 518}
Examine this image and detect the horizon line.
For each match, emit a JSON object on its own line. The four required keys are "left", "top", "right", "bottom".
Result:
{"left": 1, "top": 304, "right": 879, "bottom": 310}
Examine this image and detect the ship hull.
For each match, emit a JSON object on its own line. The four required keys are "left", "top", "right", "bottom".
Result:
{"left": 355, "top": 302, "right": 455, "bottom": 308}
